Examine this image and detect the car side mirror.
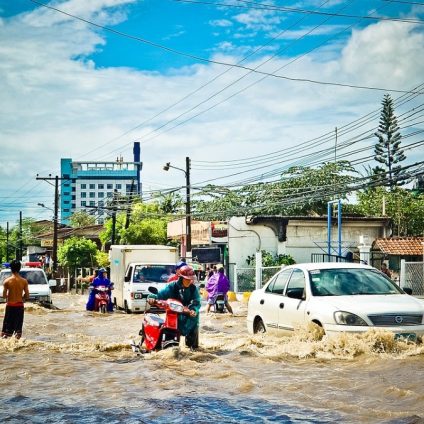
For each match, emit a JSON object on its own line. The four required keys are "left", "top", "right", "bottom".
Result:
{"left": 403, "top": 287, "right": 413, "bottom": 295}
{"left": 48, "top": 279, "right": 57, "bottom": 287}
{"left": 124, "top": 275, "right": 130, "bottom": 282}
{"left": 148, "top": 286, "right": 158, "bottom": 295}
{"left": 286, "top": 288, "right": 305, "bottom": 300}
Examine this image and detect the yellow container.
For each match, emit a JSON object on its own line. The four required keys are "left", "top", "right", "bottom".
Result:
{"left": 227, "top": 291, "right": 237, "bottom": 301}
{"left": 242, "top": 292, "right": 252, "bottom": 302}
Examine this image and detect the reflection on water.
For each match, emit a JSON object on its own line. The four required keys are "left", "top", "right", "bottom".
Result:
{"left": 0, "top": 294, "right": 424, "bottom": 423}
{"left": 0, "top": 395, "right": 343, "bottom": 423}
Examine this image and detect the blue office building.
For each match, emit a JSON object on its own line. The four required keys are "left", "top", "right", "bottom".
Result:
{"left": 60, "top": 142, "right": 142, "bottom": 224}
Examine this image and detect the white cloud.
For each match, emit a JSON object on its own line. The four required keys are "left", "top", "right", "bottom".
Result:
{"left": 0, "top": 3, "right": 423, "bottom": 224}
{"left": 209, "top": 19, "right": 233, "bottom": 28}
{"left": 234, "top": 9, "right": 283, "bottom": 33}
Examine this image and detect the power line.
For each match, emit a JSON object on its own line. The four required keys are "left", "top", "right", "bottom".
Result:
{"left": 28, "top": 0, "right": 424, "bottom": 96}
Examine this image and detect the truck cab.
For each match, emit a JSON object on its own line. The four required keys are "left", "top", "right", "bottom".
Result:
{"left": 120, "top": 263, "right": 176, "bottom": 313}
{"left": 110, "top": 245, "right": 179, "bottom": 313}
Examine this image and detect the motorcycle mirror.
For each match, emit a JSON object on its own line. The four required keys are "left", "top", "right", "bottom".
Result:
{"left": 148, "top": 286, "right": 158, "bottom": 295}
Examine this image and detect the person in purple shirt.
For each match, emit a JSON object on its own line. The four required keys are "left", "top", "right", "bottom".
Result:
{"left": 205, "top": 267, "right": 233, "bottom": 314}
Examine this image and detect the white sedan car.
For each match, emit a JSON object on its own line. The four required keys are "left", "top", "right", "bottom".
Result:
{"left": 247, "top": 263, "right": 424, "bottom": 340}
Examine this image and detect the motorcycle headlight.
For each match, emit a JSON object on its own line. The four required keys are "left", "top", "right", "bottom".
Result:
{"left": 334, "top": 311, "right": 368, "bottom": 326}
{"left": 168, "top": 301, "right": 184, "bottom": 313}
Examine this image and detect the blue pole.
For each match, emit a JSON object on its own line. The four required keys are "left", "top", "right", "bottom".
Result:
{"left": 327, "top": 202, "right": 332, "bottom": 256}
{"left": 338, "top": 200, "right": 342, "bottom": 257}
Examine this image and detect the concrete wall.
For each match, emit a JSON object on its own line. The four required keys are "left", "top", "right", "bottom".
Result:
{"left": 229, "top": 216, "right": 389, "bottom": 267}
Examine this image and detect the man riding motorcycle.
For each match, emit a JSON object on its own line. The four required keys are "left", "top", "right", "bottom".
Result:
{"left": 86, "top": 268, "right": 114, "bottom": 312}
{"left": 147, "top": 265, "right": 200, "bottom": 349}
{"left": 205, "top": 267, "right": 233, "bottom": 314}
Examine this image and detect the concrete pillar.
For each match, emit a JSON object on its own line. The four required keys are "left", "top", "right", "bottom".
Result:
{"left": 358, "top": 245, "right": 371, "bottom": 265}
{"left": 233, "top": 264, "right": 238, "bottom": 293}
{"left": 255, "top": 251, "right": 262, "bottom": 290}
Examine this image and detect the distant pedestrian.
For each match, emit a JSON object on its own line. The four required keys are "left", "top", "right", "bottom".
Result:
{"left": 1, "top": 260, "right": 29, "bottom": 339}
{"left": 381, "top": 263, "right": 392, "bottom": 278}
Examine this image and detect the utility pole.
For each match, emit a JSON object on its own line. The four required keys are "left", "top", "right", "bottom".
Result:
{"left": 36, "top": 175, "right": 63, "bottom": 276}
{"left": 6, "top": 222, "right": 9, "bottom": 262}
{"left": 186, "top": 156, "right": 191, "bottom": 253}
{"left": 111, "top": 189, "right": 118, "bottom": 245}
{"left": 19, "top": 211, "right": 23, "bottom": 261}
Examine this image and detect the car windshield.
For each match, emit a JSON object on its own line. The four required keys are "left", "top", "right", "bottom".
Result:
{"left": 0, "top": 270, "right": 47, "bottom": 285}
{"left": 133, "top": 265, "right": 176, "bottom": 283}
{"left": 309, "top": 268, "right": 404, "bottom": 296}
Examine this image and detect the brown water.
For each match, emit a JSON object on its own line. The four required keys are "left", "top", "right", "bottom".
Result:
{"left": 1, "top": 294, "right": 423, "bottom": 423}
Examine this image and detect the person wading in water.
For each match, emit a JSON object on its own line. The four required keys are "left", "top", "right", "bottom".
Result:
{"left": 1, "top": 260, "right": 29, "bottom": 339}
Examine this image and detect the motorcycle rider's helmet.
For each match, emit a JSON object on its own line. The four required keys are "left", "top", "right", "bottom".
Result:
{"left": 178, "top": 265, "right": 196, "bottom": 282}
{"left": 98, "top": 267, "right": 107, "bottom": 275}
{"left": 175, "top": 260, "right": 187, "bottom": 275}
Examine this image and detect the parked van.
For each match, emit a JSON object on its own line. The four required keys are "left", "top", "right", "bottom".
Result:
{"left": 110, "top": 245, "right": 179, "bottom": 313}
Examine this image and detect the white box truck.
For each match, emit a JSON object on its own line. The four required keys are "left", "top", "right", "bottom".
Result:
{"left": 110, "top": 245, "right": 179, "bottom": 313}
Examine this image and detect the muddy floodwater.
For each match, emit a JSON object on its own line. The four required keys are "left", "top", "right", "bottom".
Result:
{"left": 1, "top": 294, "right": 424, "bottom": 423}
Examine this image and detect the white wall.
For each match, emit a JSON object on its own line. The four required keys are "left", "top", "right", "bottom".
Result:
{"left": 229, "top": 216, "right": 389, "bottom": 267}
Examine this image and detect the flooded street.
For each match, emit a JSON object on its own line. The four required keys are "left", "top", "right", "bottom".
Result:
{"left": 1, "top": 294, "right": 424, "bottom": 423}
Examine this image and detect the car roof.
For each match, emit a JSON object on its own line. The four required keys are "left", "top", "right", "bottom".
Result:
{"left": 282, "top": 262, "right": 373, "bottom": 271}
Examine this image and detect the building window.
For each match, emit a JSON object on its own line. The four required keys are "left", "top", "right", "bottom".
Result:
{"left": 107, "top": 184, "right": 113, "bottom": 189}
{"left": 81, "top": 192, "right": 87, "bottom": 198}
{"left": 89, "top": 201, "right": 95, "bottom": 206}
{"left": 98, "top": 210, "right": 104, "bottom": 216}
{"left": 64, "top": 200, "right": 69, "bottom": 205}
{"left": 72, "top": 186, "right": 75, "bottom": 192}
{"left": 64, "top": 192, "right": 70, "bottom": 196}
{"left": 81, "top": 201, "right": 86, "bottom": 206}
{"left": 98, "top": 219, "right": 104, "bottom": 224}
{"left": 64, "top": 183, "right": 70, "bottom": 187}
{"left": 81, "top": 184, "right": 86, "bottom": 189}
{"left": 89, "top": 192, "right": 95, "bottom": 198}
{"left": 98, "top": 192, "right": 104, "bottom": 198}
{"left": 98, "top": 201, "right": 104, "bottom": 207}
{"left": 72, "top": 195, "right": 76, "bottom": 200}
{"left": 98, "top": 184, "right": 104, "bottom": 189}
{"left": 64, "top": 208, "right": 70, "bottom": 212}
{"left": 71, "top": 203, "right": 75, "bottom": 209}
{"left": 107, "top": 192, "right": 113, "bottom": 198}
{"left": 89, "top": 184, "right": 95, "bottom": 189}
{"left": 116, "top": 184, "right": 122, "bottom": 189}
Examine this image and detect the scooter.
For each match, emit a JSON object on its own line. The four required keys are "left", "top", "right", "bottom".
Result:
{"left": 131, "top": 287, "right": 191, "bottom": 353}
{"left": 93, "top": 285, "right": 112, "bottom": 314}
{"left": 214, "top": 293, "right": 226, "bottom": 313}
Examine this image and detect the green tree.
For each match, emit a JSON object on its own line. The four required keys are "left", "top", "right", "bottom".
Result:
{"left": 95, "top": 251, "right": 110, "bottom": 268}
{"left": 57, "top": 237, "right": 98, "bottom": 271}
{"left": 69, "top": 211, "right": 96, "bottom": 228}
{"left": 120, "top": 203, "right": 168, "bottom": 245}
{"left": 192, "top": 162, "right": 356, "bottom": 219}
{"left": 374, "top": 94, "right": 406, "bottom": 189}
{"left": 356, "top": 187, "right": 424, "bottom": 236}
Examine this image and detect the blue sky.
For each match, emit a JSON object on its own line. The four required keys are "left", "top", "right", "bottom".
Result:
{"left": 0, "top": 0, "right": 423, "bottom": 227}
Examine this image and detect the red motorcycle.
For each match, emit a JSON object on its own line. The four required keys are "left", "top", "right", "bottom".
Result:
{"left": 93, "top": 285, "right": 111, "bottom": 314}
{"left": 131, "top": 289, "right": 191, "bottom": 353}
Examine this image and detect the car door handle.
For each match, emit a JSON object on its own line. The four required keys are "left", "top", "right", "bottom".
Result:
{"left": 279, "top": 303, "right": 284, "bottom": 309}
{"left": 260, "top": 299, "right": 264, "bottom": 305}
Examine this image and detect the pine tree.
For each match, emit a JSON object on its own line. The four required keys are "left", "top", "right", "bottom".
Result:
{"left": 374, "top": 94, "right": 406, "bottom": 189}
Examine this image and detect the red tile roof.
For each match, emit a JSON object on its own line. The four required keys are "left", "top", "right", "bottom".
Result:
{"left": 374, "top": 237, "right": 424, "bottom": 256}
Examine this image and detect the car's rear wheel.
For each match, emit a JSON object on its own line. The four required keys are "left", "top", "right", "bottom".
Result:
{"left": 254, "top": 317, "right": 266, "bottom": 334}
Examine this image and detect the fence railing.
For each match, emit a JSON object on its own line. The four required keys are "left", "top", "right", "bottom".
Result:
{"left": 400, "top": 260, "right": 424, "bottom": 297}
{"left": 232, "top": 265, "right": 283, "bottom": 292}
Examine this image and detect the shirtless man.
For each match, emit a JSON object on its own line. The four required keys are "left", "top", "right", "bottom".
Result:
{"left": 1, "top": 260, "right": 29, "bottom": 339}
